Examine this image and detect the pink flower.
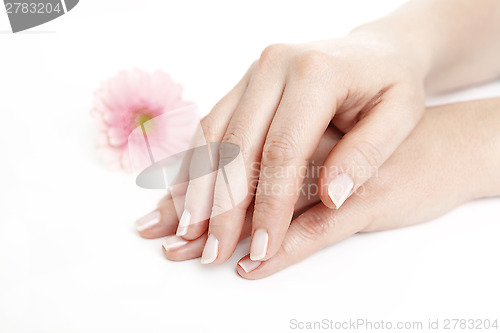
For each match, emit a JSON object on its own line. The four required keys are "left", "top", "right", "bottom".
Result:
{"left": 91, "top": 69, "right": 198, "bottom": 171}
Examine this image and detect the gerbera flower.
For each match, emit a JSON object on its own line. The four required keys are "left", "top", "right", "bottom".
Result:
{"left": 91, "top": 69, "right": 198, "bottom": 171}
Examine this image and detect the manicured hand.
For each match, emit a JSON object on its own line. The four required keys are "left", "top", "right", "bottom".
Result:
{"left": 236, "top": 99, "right": 500, "bottom": 278}
{"left": 176, "top": 36, "right": 427, "bottom": 265}
{"left": 137, "top": 99, "right": 500, "bottom": 278}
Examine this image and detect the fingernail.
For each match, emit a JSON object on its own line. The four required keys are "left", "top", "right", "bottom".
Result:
{"left": 176, "top": 210, "right": 191, "bottom": 236}
{"left": 238, "top": 257, "right": 261, "bottom": 273}
{"left": 201, "top": 234, "right": 218, "bottom": 264}
{"left": 135, "top": 211, "right": 161, "bottom": 231}
{"left": 250, "top": 229, "right": 268, "bottom": 261}
{"left": 162, "top": 235, "right": 189, "bottom": 252}
{"left": 328, "top": 173, "right": 354, "bottom": 209}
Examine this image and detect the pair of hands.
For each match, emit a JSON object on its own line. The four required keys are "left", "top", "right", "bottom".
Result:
{"left": 154, "top": 36, "right": 425, "bottom": 265}
{"left": 137, "top": 95, "right": 500, "bottom": 279}
{"left": 136, "top": 0, "right": 500, "bottom": 276}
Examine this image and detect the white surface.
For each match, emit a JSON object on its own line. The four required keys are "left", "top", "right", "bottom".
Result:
{"left": 1, "top": 1, "right": 499, "bottom": 332}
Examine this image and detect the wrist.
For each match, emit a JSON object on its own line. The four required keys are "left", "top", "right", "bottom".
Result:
{"left": 468, "top": 100, "right": 500, "bottom": 199}
{"left": 348, "top": 21, "right": 433, "bottom": 83}
{"left": 432, "top": 99, "right": 500, "bottom": 201}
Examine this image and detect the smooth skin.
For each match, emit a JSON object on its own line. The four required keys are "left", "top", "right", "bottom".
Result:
{"left": 170, "top": 0, "right": 500, "bottom": 265}
{"left": 138, "top": 99, "right": 500, "bottom": 279}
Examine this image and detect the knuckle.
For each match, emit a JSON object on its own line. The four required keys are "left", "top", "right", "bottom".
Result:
{"left": 248, "top": 60, "right": 259, "bottom": 75}
{"left": 199, "top": 116, "right": 219, "bottom": 142}
{"left": 221, "top": 128, "right": 245, "bottom": 150}
{"left": 211, "top": 185, "right": 240, "bottom": 219}
{"left": 253, "top": 195, "right": 287, "bottom": 217}
{"left": 210, "top": 201, "right": 230, "bottom": 221}
{"left": 350, "top": 139, "right": 385, "bottom": 171}
{"left": 220, "top": 129, "right": 248, "bottom": 166}
{"left": 262, "top": 133, "right": 299, "bottom": 168}
{"left": 258, "top": 43, "right": 288, "bottom": 68}
{"left": 294, "top": 50, "right": 330, "bottom": 79}
{"left": 279, "top": 235, "right": 298, "bottom": 258}
{"left": 281, "top": 211, "right": 332, "bottom": 256}
{"left": 296, "top": 211, "right": 332, "bottom": 240}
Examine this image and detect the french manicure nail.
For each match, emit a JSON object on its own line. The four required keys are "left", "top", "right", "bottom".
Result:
{"left": 162, "top": 235, "right": 189, "bottom": 252}
{"left": 135, "top": 211, "right": 161, "bottom": 231}
{"left": 328, "top": 173, "right": 354, "bottom": 209}
{"left": 250, "top": 229, "right": 268, "bottom": 261}
{"left": 201, "top": 234, "right": 218, "bottom": 264}
{"left": 238, "top": 258, "right": 261, "bottom": 273}
{"left": 176, "top": 210, "right": 191, "bottom": 236}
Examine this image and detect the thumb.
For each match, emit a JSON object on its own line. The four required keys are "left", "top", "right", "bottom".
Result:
{"left": 319, "top": 87, "right": 423, "bottom": 209}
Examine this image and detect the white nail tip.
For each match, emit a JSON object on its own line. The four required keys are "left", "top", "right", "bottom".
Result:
{"left": 238, "top": 258, "right": 261, "bottom": 273}
{"left": 250, "top": 229, "right": 268, "bottom": 261}
{"left": 328, "top": 173, "right": 354, "bottom": 209}
{"left": 176, "top": 226, "right": 188, "bottom": 237}
{"left": 162, "top": 236, "right": 188, "bottom": 251}
{"left": 176, "top": 210, "right": 191, "bottom": 236}
{"left": 135, "top": 211, "right": 161, "bottom": 231}
{"left": 201, "top": 234, "right": 218, "bottom": 264}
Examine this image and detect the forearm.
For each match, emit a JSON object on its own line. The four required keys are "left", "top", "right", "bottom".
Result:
{"left": 350, "top": 0, "right": 500, "bottom": 93}
{"left": 427, "top": 98, "right": 500, "bottom": 200}
{"left": 457, "top": 99, "right": 500, "bottom": 200}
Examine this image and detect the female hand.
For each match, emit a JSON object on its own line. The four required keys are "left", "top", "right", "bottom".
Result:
{"left": 178, "top": 36, "right": 426, "bottom": 265}
{"left": 137, "top": 99, "right": 500, "bottom": 277}
{"left": 141, "top": 0, "right": 500, "bottom": 266}
{"left": 236, "top": 98, "right": 500, "bottom": 278}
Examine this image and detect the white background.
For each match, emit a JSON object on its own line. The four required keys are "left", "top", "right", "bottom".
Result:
{"left": 1, "top": 1, "right": 499, "bottom": 332}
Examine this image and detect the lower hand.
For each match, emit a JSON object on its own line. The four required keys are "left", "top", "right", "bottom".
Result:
{"left": 136, "top": 98, "right": 500, "bottom": 278}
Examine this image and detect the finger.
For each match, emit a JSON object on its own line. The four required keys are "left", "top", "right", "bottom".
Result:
{"left": 319, "top": 86, "right": 424, "bottom": 209}
{"left": 175, "top": 136, "right": 219, "bottom": 239}
{"left": 162, "top": 233, "right": 208, "bottom": 261}
{"left": 200, "top": 126, "right": 339, "bottom": 263}
{"left": 291, "top": 127, "right": 344, "bottom": 219}
{"left": 164, "top": 207, "right": 254, "bottom": 261}
{"left": 237, "top": 200, "right": 369, "bottom": 279}
{"left": 138, "top": 125, "right": 336, "bottom": 245}
{"left": 177, "top": 66, "right": 252, "bottom": 240}
{"left": 134, "top": 194, "right": 179, "bottom": 239}
{"left": 203, "top": 47, "right": 288, "bottom": 264}
{"left": 163, "top": 123, "right": 338, "bottom": 261}
{"left": 135, "top": 141, "right": 195, "bottom": 238}
{"left": 250, "top": 53, "right": 338, "bottom": 261}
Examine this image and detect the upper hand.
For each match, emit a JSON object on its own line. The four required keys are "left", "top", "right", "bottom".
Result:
{"left": 173, "top": 36, "right": 426, "bottom": 264}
